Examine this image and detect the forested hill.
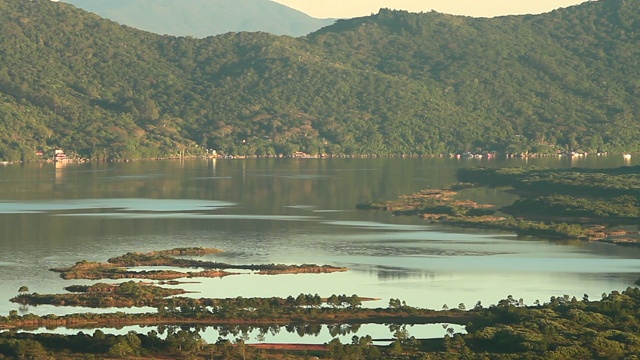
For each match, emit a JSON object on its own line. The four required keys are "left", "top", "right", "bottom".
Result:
{"left": 1, "top": 0, "right": 639, "bottom": 161}
{"left": 61, "top": 0, "right": 335, "bottom": 37}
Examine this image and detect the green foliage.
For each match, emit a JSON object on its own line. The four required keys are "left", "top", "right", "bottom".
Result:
{"left": 461, "top": 166, "right": 640, "bottom": 223}
{"left": 14, "top": 281, "right": 186, "bottom": 308}
{"left": 8, "top": 288, "right": 640, "bottom": 359}
{"left": 1, "top": 0, "right": 640, "bottom": 160}
{"left": 364, "top": 165, "right": 640, "bottom": 242}
{"left": 506, "top": 195, "right": 640, "bottom": 219}
{"left": 460, "top": 288, "right": 640, "bottom": 359}
{"left": 459, "top": 166, "right": 640, "bottom": 198}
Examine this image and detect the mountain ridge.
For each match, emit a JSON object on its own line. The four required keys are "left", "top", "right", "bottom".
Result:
{"left": 0, "top": 0, "right": 638, "bottom": 161}
{"left": 60, "top": 0, "right": 336, "bottom": 37}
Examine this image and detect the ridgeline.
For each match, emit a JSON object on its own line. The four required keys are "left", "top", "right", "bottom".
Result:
{"left": 1, "top": 0, "right": 639, "bottom": 161}
{"left": 61, "top": 0, "right": 335, "bottom": 37}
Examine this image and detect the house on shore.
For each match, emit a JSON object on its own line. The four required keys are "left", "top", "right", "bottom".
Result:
{"left": 54, "top": 149, "right": 69, "bottom": 162}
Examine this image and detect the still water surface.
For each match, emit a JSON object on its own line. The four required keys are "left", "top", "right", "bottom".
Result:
{"left": 22, "top": 323, "right": 467, "bottom": 345}
{"left": 0, "top": 157, "right": 639, "bottom": 327}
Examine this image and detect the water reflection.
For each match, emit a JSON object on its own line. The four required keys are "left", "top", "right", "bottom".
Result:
{"left": 0, "top": 158, "right": 639, "bottom": 321}
{"left": 17, "top": 323, "right": 467, "bottom": 345}
{"left": 0, "top": 198, "right": 234, "bottom": 214}
{"left": 370, "top": 266, "right": 435, "bottom": 281}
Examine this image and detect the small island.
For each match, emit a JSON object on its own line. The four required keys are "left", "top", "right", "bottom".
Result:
{"left": 14, "top": 248, "right": 349, "bottom": 310}
{"left": 51, "top": 247, "right": 348, "bottom": 280}
{"left": 12, "top": 281, "right": 188, "bottom": 308}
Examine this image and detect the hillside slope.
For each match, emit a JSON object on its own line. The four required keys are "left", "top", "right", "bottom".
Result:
{"left": 0, "top": 0, "right": 639, "bottom": 161}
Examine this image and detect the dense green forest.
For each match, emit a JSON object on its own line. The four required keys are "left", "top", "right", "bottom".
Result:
{"left": 1, "top": 0, "right": 640, "bottom": 161}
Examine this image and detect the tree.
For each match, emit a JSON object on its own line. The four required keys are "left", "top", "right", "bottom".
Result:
{"left": 389, "top": 298, "right": 402, "bottom": 309}
{"left": 348, "top": 294, "right": 362, "bottom": 308}
{"left": 328, "top": 338, "right": 344, "bottom": 359}
{"left": 14, "top": 339, "right": 48, "bottom": 359}
{"left": 18, "top": 286, "right": 29, "bottom": 294}
{"left": 327, "top": 294, "right": 339, "bottom": 308}
{"left": 167, "top": 330, "right": 203, "bottom": 353}
{"left": 390, "top": 339, "right": 403, "bottom": 355}
{"left": 125, "top": 331, "right": 142, "bottom": 355}
{"left": 108, "top": 339, "right": 135, "bottom": 358}
{"left": 235, "top": 337, "right": 247, "bottom": 360}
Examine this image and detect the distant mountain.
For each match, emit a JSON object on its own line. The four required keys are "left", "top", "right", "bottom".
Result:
{"left": 61, "top": 0, "right": 335, "bottom": 37}
{"left": 1, "top": 0, "right": 640, "bottom": 161}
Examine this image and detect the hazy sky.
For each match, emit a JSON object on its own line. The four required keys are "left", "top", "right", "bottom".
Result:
{"left": 271, "top": 0, "right": 589, "bottom": 19}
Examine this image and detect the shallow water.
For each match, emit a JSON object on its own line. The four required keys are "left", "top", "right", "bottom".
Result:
{"left": 0, "top": 157, "right": 638, "bottom": 322}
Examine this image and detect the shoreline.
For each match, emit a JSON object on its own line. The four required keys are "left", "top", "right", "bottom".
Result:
{"left": 358, "top": 180, "right": 640, "bottom": 246}
{"left": 0, "top": 310, "right": 476, "bottom": 331}
{"left": 1, "top": 152, "right": 634, "bottom": 166}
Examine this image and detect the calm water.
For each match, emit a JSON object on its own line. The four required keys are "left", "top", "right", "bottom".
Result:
{"left": 1, "top": 157, "right": 639, "bottom": 327}
{"left": 21, "top": 323, "right": 467, "bottom": 345}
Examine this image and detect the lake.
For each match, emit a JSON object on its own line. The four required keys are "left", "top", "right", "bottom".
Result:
{"left": 21, "top": 323, "right": 467, "bottom": 345}
{"left": 1, "top": 156, "right": 639, "bottom": 339}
